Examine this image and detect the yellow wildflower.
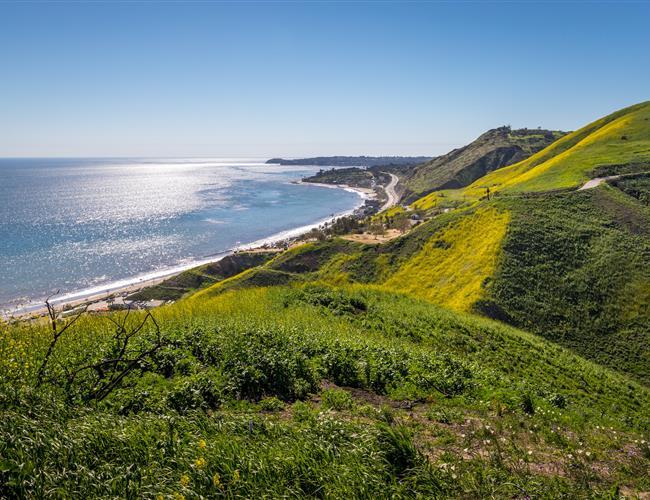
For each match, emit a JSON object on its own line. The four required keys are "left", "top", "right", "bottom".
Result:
{"left": 212, "top": 472, "right": 221, "bottom": 488}
{"left": 179, "top": 474, "right": 190, "bottom": 487}
{"left": 198, "top": 439, "right": 207, "bottom": 450}
{"left": 195, "top": 457, "right": 206, "bottom": 469}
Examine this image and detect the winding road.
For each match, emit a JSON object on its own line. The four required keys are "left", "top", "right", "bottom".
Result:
{"left": 380, "top": 173, "right": 400, "bottom": 211}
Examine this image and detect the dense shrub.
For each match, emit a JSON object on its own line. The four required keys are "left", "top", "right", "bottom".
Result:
{"left": 321, "top": 388, "right": 354, "bottom": 410}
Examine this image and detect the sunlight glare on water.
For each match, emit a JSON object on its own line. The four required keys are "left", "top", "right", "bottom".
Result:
{"left": 0, "top": 158, "right": 362, "bottom": 307}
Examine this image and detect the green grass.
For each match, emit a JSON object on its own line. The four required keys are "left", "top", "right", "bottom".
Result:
{"left": 383, "top": 206, "right": 510, "bottom": 311}
{"left": 611, "top": 173, "right": 650, "bottom": 206}
{"left": 1, "top": 285, "right": 649, "bottom": 497}
{"left": 190, "top": 172, "right": 650, "bottom": 386}
{"left": 127, "top": 251, "right": 276, "bottom": 301}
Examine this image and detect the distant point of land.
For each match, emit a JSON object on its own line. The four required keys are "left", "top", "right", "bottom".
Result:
{"left": 266, "top": 156, "right": 432, "bottom": 167}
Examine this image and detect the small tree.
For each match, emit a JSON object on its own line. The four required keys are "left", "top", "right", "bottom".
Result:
{"left": 395, "top": 217, "right": 411, "bottom": 234}
{"left": 369, "top": 222, "right": 385, "bottom": 239}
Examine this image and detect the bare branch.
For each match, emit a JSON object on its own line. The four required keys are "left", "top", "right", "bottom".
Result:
{"left": 35, "top": 293, "right": 88, "bottom": 388}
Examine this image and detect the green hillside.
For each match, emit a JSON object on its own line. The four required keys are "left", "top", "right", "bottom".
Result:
{"left": 2, "top": 286, "right": 649, "bottom": 497}
{"left": 476, "top": 184, "right": 650, "bottom": 383}
{"left": 127, "top": 251, "right": 277, "bottom": 301}
{"left": 400, "top": 126, "right": 565, "bottom": 203}
{"left": 212, "top": 180, "right": 650, "bottom": 385}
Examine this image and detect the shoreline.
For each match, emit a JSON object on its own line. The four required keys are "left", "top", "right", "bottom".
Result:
{"left": 2, "top": 182, "right": 370, "bottom": 320}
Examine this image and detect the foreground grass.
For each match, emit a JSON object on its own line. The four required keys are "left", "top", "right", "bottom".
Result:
{"left": 1, "top": 285, "right": 649, "bottom": 497}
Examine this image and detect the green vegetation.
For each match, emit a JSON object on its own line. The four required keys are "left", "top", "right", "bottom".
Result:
{"left": 303, "top": 167, "right": 374, "bottom": 189}
{"left": 1, "top": 286, "right": 649, "bottom": 497}
{"left": 476, "top": 185, "right": 650, "bottom": 384}
{"left": 400, "top": 126, "right": 565, "bottom": 203}
{"left": 268, "top": 184, "right": 650, "bottom": 383}
{"left": 384, "top": 207, "right": 510, "bottom": 311}
{"left": 611, "top": 173, "right": 650, "bottom": 206}
{"left": 127, "top": 251, "right": 277, "bottom": 301}
{"left": 463, "top": 101, "right": 650, "bottom": 197}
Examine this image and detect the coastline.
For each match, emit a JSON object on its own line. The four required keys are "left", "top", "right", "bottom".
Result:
{"left": 2, "top": 182, "right": 370, "bottom": 320}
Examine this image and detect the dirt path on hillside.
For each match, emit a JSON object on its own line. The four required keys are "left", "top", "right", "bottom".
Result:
{"left": 578, "top": 175, "right": 621, "bottom": 190}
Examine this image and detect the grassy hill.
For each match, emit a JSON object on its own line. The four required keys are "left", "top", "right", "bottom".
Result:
{"left": 2, "top": 286, "right": 649, "bottom": 497}
{"left": 409, "top": 102, "right": 650, "bottom": 212}
{"left": 400, "top": 126, "right": 566, "bottom": 203}
{"left": 127, "top": 251, "right": 277, "bottom": 302}
{"left": 476, "top": 184, "right": 650, "bottom": 383}
{"left": 463, "top": 101, "right": 650, "bottom": 197}
{"left": 190, "top": 185, "right": 650, "bottom": 385}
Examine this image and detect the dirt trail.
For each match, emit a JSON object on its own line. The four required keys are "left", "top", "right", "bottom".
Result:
{"left": 578, "top": 175, "right": 620, "bottom": 190}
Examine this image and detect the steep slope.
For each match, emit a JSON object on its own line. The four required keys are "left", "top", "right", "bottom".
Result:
{"left": 464, "top": 101, "right": 650, "bottom": 197}
{"left": 127, "top": 251, "right": 277, "bottom": 301}
{"left": 475, "top": 184, "right": 650, "bottom": 383}
{"left": 383, "top": 206, "right": 509, "bottom": 311}
{"left": 400, "top": 126, "right": 565, "bottom": 202}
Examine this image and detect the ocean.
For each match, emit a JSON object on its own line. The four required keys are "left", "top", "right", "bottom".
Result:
{"left": 0, "top": 158, "right": 363, "bottom": 311}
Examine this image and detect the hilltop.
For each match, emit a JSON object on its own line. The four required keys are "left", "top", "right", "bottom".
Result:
{"left": 284, "top": 129, "right": 566, "bottom": 204}
{"left": 399, "top": 126, "right": 566, "bottom": 203}
{"left": 463, "top": 101, "right": 650, "bottom": 196}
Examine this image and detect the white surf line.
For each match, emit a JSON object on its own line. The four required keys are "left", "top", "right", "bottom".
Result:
{"left": 239, "top": 181, "right": 369, "bottom": 250}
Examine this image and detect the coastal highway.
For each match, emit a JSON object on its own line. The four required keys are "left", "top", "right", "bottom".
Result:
{"left": 380, "top": 173, "right": 400, "bottom": 211}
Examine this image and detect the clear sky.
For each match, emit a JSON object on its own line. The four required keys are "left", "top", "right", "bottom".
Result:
{"left": 1, "top": 1, "right": 648, "bottom": 158}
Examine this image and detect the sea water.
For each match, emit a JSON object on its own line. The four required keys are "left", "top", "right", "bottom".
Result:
{"left": 0, "top": 158, "right": 362, "bottom": 309}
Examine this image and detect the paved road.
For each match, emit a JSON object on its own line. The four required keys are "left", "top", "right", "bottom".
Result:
{"left": 380, "top": 173, "right": 400, "bottom": 211}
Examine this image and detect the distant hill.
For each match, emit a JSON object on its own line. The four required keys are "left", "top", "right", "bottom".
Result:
{"left": 266, "top": 156, "right": 431, "bottom": 167}
{"left": 302, "top": 167, "right": 375, "bottom": 189}
{"left": 400, "top": 126, "right": 566, "bottom": 203}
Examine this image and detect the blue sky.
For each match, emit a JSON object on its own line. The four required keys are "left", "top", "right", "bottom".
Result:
{"left": 0, "top": 1, "right": 648, "bottom": 157}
